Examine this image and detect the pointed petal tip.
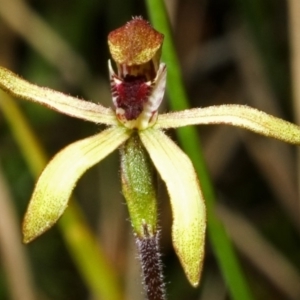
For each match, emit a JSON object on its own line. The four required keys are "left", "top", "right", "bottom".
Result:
{"left": 22, "top": 228, "right": 41, "bottom": 244}
{"left": 190, "top": 279, "right": 200, "bottom": 288}
{"left": 22, "top": 231, "right": 32, "bottom": 244}
{"left": 22, "top": 233, "right": 35, "bottom": 244}
{"left": 187, "top": 264, "right": 202, "bottom": 287}
{"left": 176, "top": 239, "right": 204, "bottom": 287}
{"left": 22, "top": 226, "right": 48, "bottom": 244}
{"left": 22, "top": 212, "right": 59, "bottom": 244}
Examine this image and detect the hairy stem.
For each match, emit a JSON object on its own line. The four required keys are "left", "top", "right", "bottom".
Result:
{"left": 136, "top": 227, "right": 166, "bottom": 300}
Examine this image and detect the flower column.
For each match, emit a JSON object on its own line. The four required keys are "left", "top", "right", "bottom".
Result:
{"left": 108, "top": 18, "right": 167, "bottom": 299}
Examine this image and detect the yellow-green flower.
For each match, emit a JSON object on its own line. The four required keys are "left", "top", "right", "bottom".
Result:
{"left": 0, "top": 17, "right": 300, "bottom": 288}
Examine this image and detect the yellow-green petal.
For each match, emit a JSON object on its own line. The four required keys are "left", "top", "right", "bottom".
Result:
{"left": 139, "top": 128, "right": 206, "bottom": 286}
{"left": 23, "top": 126, "right": 131, "bottom": 243}
{"left": 0, "top": 66, "right": 118, "bottom": 125}
{"left": 155, "top": 104, "right": 300, "bottom": 145}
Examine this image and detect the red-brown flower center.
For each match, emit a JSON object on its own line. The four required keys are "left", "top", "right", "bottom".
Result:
{"left": 112, "top": 75, "right": 151, "bottom": 120}
{"left": 107, "top": 18, "right": 166, "bottom": 129}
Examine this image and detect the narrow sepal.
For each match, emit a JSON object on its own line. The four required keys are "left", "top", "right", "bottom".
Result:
{"left": 139, "top": 128, "right": 206, "bottom": 286}
{"left": 23, "top": 126, "right": 131, "bottom": 243}
{"left": 0, "top": 66, "right": 118, "bottom": 125}
{"left": 155, "top": 105, "right": 300, "bottom": 145}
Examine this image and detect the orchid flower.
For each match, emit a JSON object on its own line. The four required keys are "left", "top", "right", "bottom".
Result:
{"left": 1, "top": 17, "right": 300, "bottom": 295}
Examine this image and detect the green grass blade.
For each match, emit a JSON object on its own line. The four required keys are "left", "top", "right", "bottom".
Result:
{"left": 145, "top": 1, "right": 254, "bottom": 299}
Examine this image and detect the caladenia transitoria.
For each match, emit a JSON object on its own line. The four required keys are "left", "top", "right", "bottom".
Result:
{"left": 0, "top": 16, "right": 300, "bottom": 300}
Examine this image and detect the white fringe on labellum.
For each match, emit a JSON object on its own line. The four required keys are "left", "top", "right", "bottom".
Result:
{"left": 108, "top": 60, "right": 167, "bottom": 130}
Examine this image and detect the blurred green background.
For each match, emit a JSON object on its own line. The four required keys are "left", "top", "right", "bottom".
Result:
{"left": 0, "top": 0, "right": 300, "bottom": 299}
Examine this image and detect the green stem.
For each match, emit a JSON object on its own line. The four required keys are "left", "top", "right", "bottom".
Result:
{"left": 145, "top": 1, "right": 254, "bottom": 299}
{"left": 120, "top": 133, "right": 166, "bottom": 300}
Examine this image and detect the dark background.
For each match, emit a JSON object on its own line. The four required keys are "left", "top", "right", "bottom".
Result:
{"left": 0, "top": 0, "right": 299, "bottom": 299}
